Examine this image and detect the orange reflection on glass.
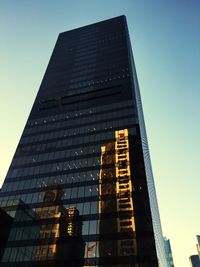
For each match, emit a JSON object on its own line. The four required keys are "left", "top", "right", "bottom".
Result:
{"left": 34, "top": 185, "right": 85, "bottom": 264}
{"left": 99, "top": 129, "right": 137, "bottom": 258}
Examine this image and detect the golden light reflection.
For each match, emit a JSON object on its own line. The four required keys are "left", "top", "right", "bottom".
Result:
{"left": 99, "top": 129, "right": 137, "bottom": 258}
{"left": 34, "top": 186, "right": 85, "bottom": 263}
{"left": 115, "top": 129, "right": 137, "bottom": 256}
{"left": 34, "top": 189, "right": 61, "bottom": 260}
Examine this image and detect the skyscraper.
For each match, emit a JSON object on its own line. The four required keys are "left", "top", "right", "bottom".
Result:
{"left": 0, "top": 16, "right": 167, "bottom": 267}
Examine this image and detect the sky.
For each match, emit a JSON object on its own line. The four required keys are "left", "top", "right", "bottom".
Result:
{"left": 0, "top": 1, "right": 200, "bottom": 266}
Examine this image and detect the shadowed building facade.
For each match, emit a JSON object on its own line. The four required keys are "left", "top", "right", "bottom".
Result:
{"left": 0, "top": 16, "right": 167, "bottom": 267}
{"left": 0, "top": 208, "right": 13, "bottom": 262}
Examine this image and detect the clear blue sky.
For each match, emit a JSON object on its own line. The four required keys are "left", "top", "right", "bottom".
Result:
{"left": 0, "top": 1, "right": 199, "bottom": 266}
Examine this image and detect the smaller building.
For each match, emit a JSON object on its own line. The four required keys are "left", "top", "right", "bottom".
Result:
{"left": 197, "top": 235, "right": 200, "bottom": 259}
{"left": 163, "top": 237, "right": 175, "bottom": 267}
{"left": 189, "top": 235, "right": 200, "bottom": 267}
{"left": 190, "top": 255, "right": 200, "bottom": 267}
{"left": 0, "top": 207, "right": 13, "bottom": 261}
{"left": 0, "top": 199, "right": 39, "bottom": 264}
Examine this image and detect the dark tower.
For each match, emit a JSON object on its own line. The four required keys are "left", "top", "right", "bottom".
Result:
{"left": 0, "top": 16, "right": 167, "bottom": 266}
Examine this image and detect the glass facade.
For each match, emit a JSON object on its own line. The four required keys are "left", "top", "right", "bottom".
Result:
{"left": 0, "top": 16, "right": 167, "bottom": 267}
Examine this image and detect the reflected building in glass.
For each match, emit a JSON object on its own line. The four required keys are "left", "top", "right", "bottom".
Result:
{"left": 0, "top": 16, "right": 167, "bottom": 267}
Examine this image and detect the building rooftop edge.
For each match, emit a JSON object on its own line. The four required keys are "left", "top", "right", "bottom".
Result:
{"left": 59, "top": 15, "right": 126, "bottom": 36}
